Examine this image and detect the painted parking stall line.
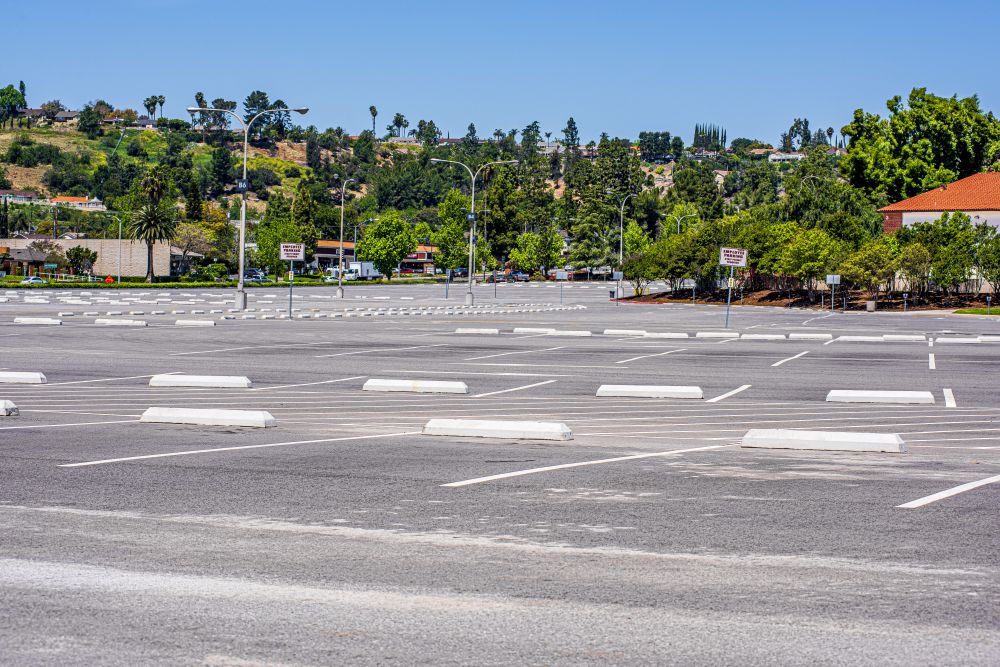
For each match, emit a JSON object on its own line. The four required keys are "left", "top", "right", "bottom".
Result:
{"left": 706, "top": 385, "right": 752, "bottom": 403}
{"left": 897, "top": 474, "right": 1000, "bottom": 509}
{"left": 441, "top": 444, "right": 733, "bottom": 488}
{"left": 58, "top": 431, "right": 423, "bottom": 467}
{"left": 771, "top": 351, "right": 810, "bottom": 367}
{"left": 472, "top": 380, "right": 558, "bottom": 398}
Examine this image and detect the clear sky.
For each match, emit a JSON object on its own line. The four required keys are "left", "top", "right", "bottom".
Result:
{"left": 6, "top": 0, "right": 999, "bottom": 145}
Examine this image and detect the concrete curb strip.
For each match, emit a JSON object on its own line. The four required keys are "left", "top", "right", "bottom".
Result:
{"left": 741, "top": 428, "right": 906, "bottom": 453}
{"left": 422, "top": 418, "right": 572, "bottom": 441}
{"left": 740, "top": 333, "right": 786, "bottom": 340}
{"left": 1, "top": 400, "right": 18, "bottom": 416}
{"left": 603, "top": 329, "right": 646, "bottom": 336}
{"left": 94, "top": 319, "right": 147, "bottom": 327}
{"left": 149, "top": 374, "right": 253, "bottom": 389}
{"left": 140, "top": 407, "right": 276, "bottom": 428}
{"left": 174, "top": 320, "right": 216, "bottom": 327}
{"left": 14, "top": 317, "right": 61, "bottom": 325}
{"left": 934, "top": 337, "right": 981, "bottom": 344}
{"left": 789, "top": 332, "right": 833, "bottom": 340}
{"left": 455, "top": 328, "right": 500, "bottom": 335}
{"left": 363, "top": 379, "right": 468, "bottom": 394}
{"left": 826, "top": 390, "right": 935, "bottom": 404}
{"left": 883, "top": 334, "right": 926, "bottom": 342}
{"left": 645, "top": 332, "right": 689, "bottom": 339}
{"left": 597, "top": 385, "right": 703, "bottom": 399}
{"left": 837, "top": 335, "right": 883, "bottom": 342}
{"left": 547, "top": 330, "right": 592, "bottom": 337}
{"left": 513, "top": 327, "right": 556, "bottom": 334}
{"left": 0, "top": 372, "right": 46, "bottom": 384}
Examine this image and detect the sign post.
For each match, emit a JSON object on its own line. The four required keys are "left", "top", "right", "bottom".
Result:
{"left": 280, "top": 243, "right": 305, "bottom": 320}
{"left": 719, "top": 247, "right": 748, "bottom": 329}
{"left": 826, "top": 274, "right": 841, "bottom": 313}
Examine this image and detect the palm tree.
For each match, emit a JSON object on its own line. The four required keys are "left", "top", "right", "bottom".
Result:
{"left": 143, "top": 96, "right": 157, "bottom": 119}
{"left": 400, "top": 118, "right": 409, "bottom": 138}
{"left": 128, "top": 202, "right": 176, "bottom": 282}
{"left": 544, "top": 131, "right": 552, "bottom": 147}
{"left": 369, "top": 105, "right": 377, "bottom": 134}
{"left": 392, "top": 112, "right": 405, "bottom": 137}
{"left": 826, "top": 127, "right": 834, "bottom": 146}
{"left": 157, "top": 95, "right": 165, "bottom": 119}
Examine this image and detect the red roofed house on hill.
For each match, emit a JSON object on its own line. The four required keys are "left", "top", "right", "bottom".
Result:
{"left": 880, "top": 172, "right": 1000, "bottom": 234}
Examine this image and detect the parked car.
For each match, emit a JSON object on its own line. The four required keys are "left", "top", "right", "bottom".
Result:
{"left": 508, "top": 271, "right": 530, "bottom": 282}
{"left": 485, "top": 273, "right": 507, "bottom": 283}
{"left": 450, "top": 268, "right": 468, "bottom": 278}
{"left": 20, "top": 276, "right": 48, "bottom": 285}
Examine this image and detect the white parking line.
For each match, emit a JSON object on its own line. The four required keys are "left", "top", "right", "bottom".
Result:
{"left": 250, "top": 376, "right": 366, "bottom": 391}
{"left": 45, "top": 373, "right": 177, "bottom": 386}
{"left": 0, "top": 419, "right": 139, "bottom": 431}
{"left": 464, "top": 346, "right": 566, "bottom": 361}
{"left": 58, "top": 431, "right": 423, "bottom": 467}
{"left": 472, "top": 380, "right": 557, "bottom": 398}
{"left": 615, "top": 348, "right": 686, "bottom": 364}
{"left": 929, "top": 353, "right": 936, "bottom": 370}
{"left": 771, "top": 351, "right": 809, "bottom": 367}
{"left": 454, "top": 363, "right": 622, "bottom": 370}
{"left": 706, "top": 385, "right": 752, "bottom": 403}
{"left": 315, "top": 344, "right": 447, "bottom": 359}
{"left": 943, "top": 388, "right": 956, "bottom": 408}
{"left": 441, "top": 444, "right": 732, "bottom": 487}
{"left": 170, "top": 341, "right": 337, "bottom": 356}
{"left": 896, "top": 474, "right": 1000, "bottom": 508}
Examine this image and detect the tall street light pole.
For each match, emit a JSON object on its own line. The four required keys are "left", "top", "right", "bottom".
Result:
{"left": 666, "top": 212, "right": 698, "bottom": 235}
{"left": 430, "top": 158, "right": 517, "bottom": 305}
{"left": 187, "top": 105, "right": 308, "bottom": 311}
{"left": 335, "top": 176, "right": 356, "bottom": 298}
{"left": 617, "top": 192, "right": 637, "bottom": 299}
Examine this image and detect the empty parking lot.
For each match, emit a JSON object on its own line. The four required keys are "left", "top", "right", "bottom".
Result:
{"left": 1, "top": 282, "right": 998, "bottom": 665}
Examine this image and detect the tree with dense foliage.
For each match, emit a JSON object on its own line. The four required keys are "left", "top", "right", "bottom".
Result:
{"left": 0, "top": 84, "right": 26, "bottom": 129}
{"left": 433, "top": 189, "right": 472, "bottom": 270}
{"left": 841, "top": 88, "right": 1000, "bottom": 202}
{"left": 172, "top": 222, "right": 212, "bottom": 274}
{"left": 356, "top": 210, "right": 416, "bottom": 277}
{"left": 777, "top": 228, "right": 846, "bottom": 297}
{"left": 65, "top": 246, "right": 98, "bottom": 274}
{"left": 839, "top": 236, "right": 900, "bottom": 299}
{"left": 76, "top": 104, "right": 102, "bottom": 139}
{"left": 670, "top": 162, "right": 723, "bottom": 219}
{"left": 638, "top": 132, "right": 674, "bottom": 162}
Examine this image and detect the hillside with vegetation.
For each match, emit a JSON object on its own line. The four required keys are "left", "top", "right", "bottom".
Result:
{"left": 2, "top": 80, "right": 1000, "bottom": 299}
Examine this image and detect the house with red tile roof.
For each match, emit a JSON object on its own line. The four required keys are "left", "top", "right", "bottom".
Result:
{"left": 880, "top": 172, "right": 1000, "bottom": 233}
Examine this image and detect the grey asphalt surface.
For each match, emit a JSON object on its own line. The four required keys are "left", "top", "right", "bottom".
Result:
{"left": 1, "top": 281, "right": 999, "bottom": 666}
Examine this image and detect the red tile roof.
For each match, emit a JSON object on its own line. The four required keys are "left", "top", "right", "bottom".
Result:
{"left": 51, "top": 196, "right": 90, "bottom": 204}
{"left": 879, "top": 172, "right": 1000, "bottom": 212}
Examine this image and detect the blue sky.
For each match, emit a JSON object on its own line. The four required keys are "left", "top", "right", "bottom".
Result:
{"left": 6, "top": 0, "right": 999, "bottom": 144}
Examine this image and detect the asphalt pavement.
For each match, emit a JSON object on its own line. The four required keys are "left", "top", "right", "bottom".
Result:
{"left": 1, "top": 281, "right": 998, "bottom": 665}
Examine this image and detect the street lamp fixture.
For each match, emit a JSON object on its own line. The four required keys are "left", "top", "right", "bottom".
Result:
{"left": 333, "top": 174, "right": 356, "bottom": 298}
{"left": 429, "top": 158, "right": 518, "bottom": 305}
{"left": 187, "top": 105, "right": 308, "bottom": 310}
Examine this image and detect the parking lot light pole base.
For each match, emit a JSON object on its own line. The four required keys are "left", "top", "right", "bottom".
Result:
{"left": 235, "top": 288, "right": 247, "bottom": 311}
{"left": 465, "top": 291, "right": 474, "bottom": 306}
{"left": 336, "top": 286, "right": 344, "bottom": 299}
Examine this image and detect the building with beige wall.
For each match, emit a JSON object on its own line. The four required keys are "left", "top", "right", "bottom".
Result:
{"left": 0, "top": 238, "right": 171, "bottom": 277}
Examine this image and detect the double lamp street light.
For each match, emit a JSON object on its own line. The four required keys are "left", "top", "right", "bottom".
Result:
{"left": 187, "top": 105, "right": 308, "bottom": 311}
{"left": 429, "top": 158, "right": 518, "bottom": 305}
